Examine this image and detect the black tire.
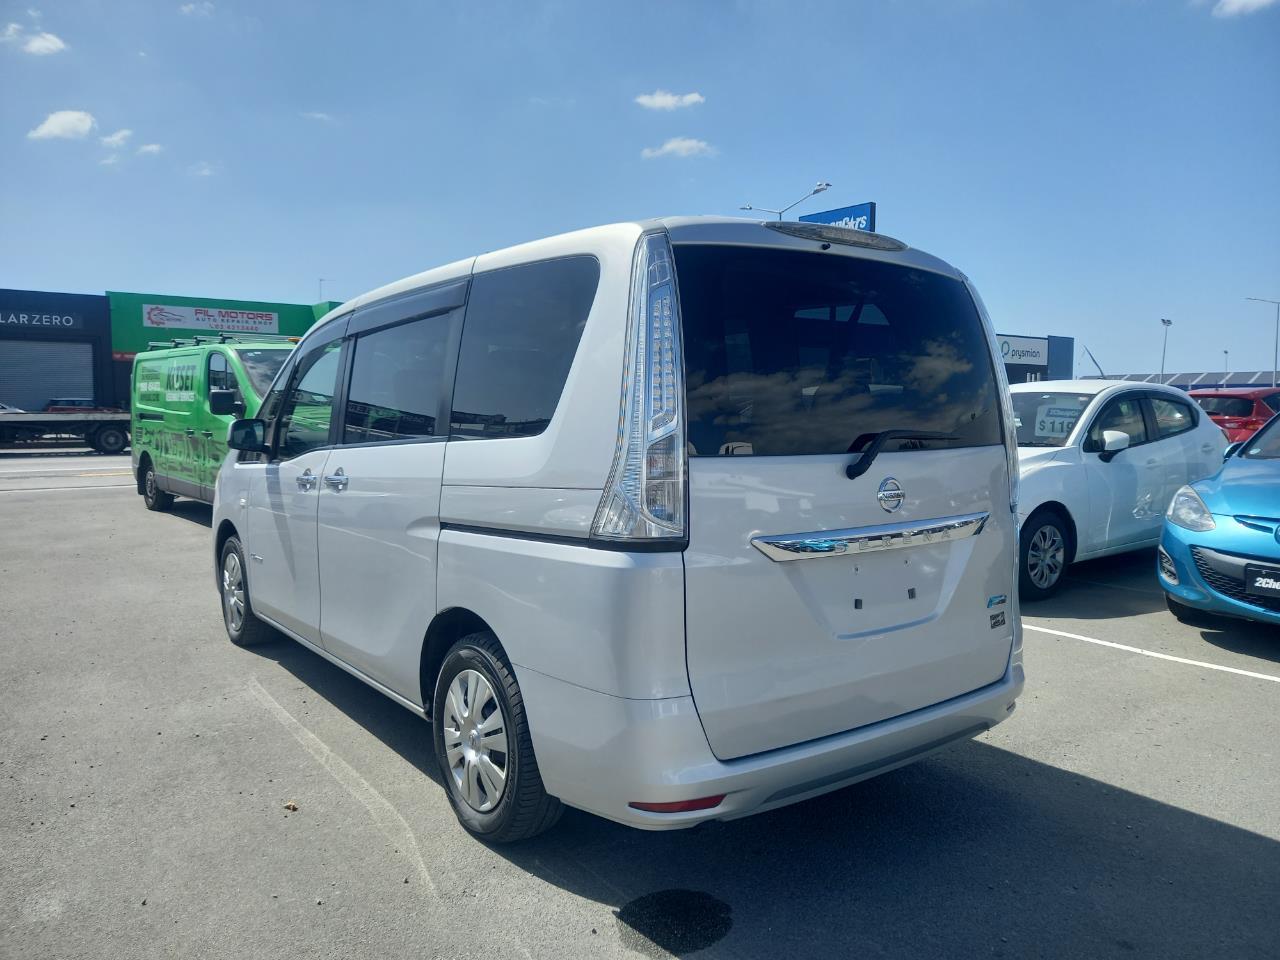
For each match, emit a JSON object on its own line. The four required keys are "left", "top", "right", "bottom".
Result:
{"left": 1019, "top": 509, "right": 1073, "bottom": 601}
{"left": 140, "top": 459, "right": 174, "bottom": 512}
{"left": 432, "top": 632, "right": 562, "bottom": 843}
{"left": 1166, "top": 594, "right": 1213, "bottom": 627}
{"left": 218, "top": 535, "right": 274, "bottom": 647}
{"left": 94, "top": 426, "right": 128, "bottom": 455}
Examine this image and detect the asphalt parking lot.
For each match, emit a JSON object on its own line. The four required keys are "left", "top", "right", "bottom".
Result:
{"left": 2, "top": 448, "right": 1277, "bottom": 960}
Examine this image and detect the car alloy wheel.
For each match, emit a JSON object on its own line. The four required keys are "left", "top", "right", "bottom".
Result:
{"left": 440, "top": 668, "right": 509, "bottom": 813}
{"left": 222, "top": 550, "right": 246, "bottom": 634}
{"left": 1026, "top": 523, "right": 1065, "bottom": 590}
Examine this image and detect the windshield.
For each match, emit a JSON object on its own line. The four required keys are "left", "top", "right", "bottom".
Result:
{"left": 1011, "top": 391, "right": 1095, "bottom": 447}
{"left": 235, "top": 348, "right": 292, "bottom": 398}
{"left": 1241, "top": 415, "right": 1280, "bottom": 459}
{"left": 1194, "top": 396, "right": 1254, "bottom": 418}
{"left": 674, "top": 245, "right": 1003, "bottom": 456}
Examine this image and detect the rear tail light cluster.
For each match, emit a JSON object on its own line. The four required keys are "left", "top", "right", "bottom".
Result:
{"left": 592, "top": 232, "right": 688, "bottom": 545}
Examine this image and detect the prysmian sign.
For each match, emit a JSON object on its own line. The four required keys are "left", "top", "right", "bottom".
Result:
{"left": 1, "top": 309, "right": 82, "bottom": 329}
{"left": 998, "top": 334, "right": 1048, "bottom": 366}
{"left": 142, "top": 303, "right": 280, "bottom": 335}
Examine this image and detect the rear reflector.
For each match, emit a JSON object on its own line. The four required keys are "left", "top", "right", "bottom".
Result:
{"left": 628, "top": 795, "right": 726, "bottom": 814}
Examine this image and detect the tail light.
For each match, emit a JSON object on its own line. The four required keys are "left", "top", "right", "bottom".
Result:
{"left": 591, "top": 231, "right": 688, "bottom": 545}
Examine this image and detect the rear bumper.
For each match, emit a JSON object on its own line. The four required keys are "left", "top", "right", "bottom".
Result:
{"left": 519, "top": 652, "right": 1024, "bottom": 830}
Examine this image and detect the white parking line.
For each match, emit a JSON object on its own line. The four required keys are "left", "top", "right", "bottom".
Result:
{"left": 1025, "top": 623, "right": 1280, "bottom": 684}
{"left": 0, "top": 483, "right": 134, "bottom": 494}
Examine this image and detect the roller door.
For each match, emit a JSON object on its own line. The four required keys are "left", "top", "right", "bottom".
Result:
{"left": 0, "top": 340, "right": 95, "bottom": 410}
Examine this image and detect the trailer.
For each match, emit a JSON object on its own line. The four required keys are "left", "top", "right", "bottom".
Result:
{"left": 0, "top": 411, "right": 131, "bottom": 454}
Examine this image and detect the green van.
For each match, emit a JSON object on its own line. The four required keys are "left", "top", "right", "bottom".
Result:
{"left": 131, "top": 336, "right": 296, "bottom": 510}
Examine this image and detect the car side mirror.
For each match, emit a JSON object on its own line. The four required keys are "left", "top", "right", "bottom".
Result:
{"left": 227, "top": 418, "right": 268, "bottom": 453}
{"left": 1224, "top": 441, "right": 1243, "bottom": 460}
{"left": 1098, "top": 429, "right": 1130, "bottom": 462}
{"left": 209, "top": 389, "right": 245, "bottom": 417}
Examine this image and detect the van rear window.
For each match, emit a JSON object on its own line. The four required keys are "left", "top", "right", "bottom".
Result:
{"left": 674, "top": 245, "right": 1003, "bottom": 456}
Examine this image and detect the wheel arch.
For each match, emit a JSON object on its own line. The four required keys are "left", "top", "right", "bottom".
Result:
{"left": 214, "top": 519, "right": 239, "bottom": 582}
{"left": 135, "top": 451, "right": 153, "bottom": 493}
{"left": 420, "top": 607, "right": 496, "bottom": 719}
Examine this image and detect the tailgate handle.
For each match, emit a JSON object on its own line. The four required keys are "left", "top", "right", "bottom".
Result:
{"left": 751, "top": 511, "right": 989, "bottom": 562}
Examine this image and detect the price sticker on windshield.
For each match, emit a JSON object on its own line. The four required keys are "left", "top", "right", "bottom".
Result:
{"left": 1035, "top": 404, "right": 1082, "bottom": 439}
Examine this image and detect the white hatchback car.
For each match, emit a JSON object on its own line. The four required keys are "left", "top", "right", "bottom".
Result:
{"left": 212, "top": 217, "right": 1024, "bottom": 841}
{"left": 1010, "top": 379, "right": 1227, "bottom": 598}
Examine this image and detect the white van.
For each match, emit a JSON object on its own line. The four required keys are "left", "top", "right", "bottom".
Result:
{"left": 212, "top": 217, "right": 1024, "bottom": 842}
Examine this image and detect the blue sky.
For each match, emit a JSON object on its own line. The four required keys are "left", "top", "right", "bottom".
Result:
{"left": 2, "top": 0, "right": 1277, "bottom": 376}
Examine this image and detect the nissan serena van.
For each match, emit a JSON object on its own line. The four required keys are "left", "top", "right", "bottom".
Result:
{"left": 212, "top": 217, "right": 1024, "bottom": 842}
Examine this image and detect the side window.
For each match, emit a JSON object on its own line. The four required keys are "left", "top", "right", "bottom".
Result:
{"left": 450, "top": 256, "right": 600, "bottom": 439}
{"left": 276, "top": 341, "right": 343, "bottom": 460}
{"left": 1264, "top": 394, "right": 1280, "bottom": 415}
{"left": 343, "top": 315, "right": 451, "bottom": 444}
{"left": 1089, "top": 396, "right": 1148, "bottom": 449}
{"left": 1148, "top": 396, "right": 1195, "bottom": 439}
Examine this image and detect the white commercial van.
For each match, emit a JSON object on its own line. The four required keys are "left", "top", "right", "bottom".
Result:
{"left": 212, "top": 217, "right": 1024, "bottom": 842}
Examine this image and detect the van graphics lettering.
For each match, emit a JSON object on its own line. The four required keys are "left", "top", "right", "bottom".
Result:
{"left": 143, "top": 303, "right": 279, "bottom": 335}
{"left": 0, "top": 310, "right": 81, "bottom": 328}
{"left": 164, "top": 362, "right": 197, "bottom": 403}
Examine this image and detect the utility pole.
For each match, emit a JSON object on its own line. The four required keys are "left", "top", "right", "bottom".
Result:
{"left": 1160, "top": 318, "right": 1172, "bottom": 380}
{"left": 1246, "top": 298, "right": 1280, "bottom": 388}
{"left": 1223, "top": 349, "right": 1229, "bottom": 383}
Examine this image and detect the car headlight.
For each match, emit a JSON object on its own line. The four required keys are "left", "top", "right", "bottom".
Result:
{"left": 1167, "top": 485, "right": 1216, "bottom": 532}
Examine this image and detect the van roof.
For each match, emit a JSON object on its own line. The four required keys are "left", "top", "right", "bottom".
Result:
{"left": 312, "top": 216, "right": 969, "bottom": 333}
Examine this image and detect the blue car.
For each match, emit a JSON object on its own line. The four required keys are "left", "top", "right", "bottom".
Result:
{"left": 1159, "top": 412, "right": 1280, "bottom": 626}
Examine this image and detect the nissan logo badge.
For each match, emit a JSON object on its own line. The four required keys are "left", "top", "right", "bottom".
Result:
{"left": 877, "top": 477, "right": 904, "bottom": 513}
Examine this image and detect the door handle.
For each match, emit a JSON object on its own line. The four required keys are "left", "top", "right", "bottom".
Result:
{"left": 296, "top": 469, "right": 317, "bottom": 491}
{"left": 202, "top": 431, "right": 214, "bottom": 438}
{"left": 1201, "top": 444, "right": 1213, "bottom": 453}
{"left": 324, "top": 467, "right": 348, "bottom": 491}
{"left": 185, "top": 428, "right": 196, "bottom": 437}
{"left": 1145, "top": 458, "right": 1158, "bottom": 466}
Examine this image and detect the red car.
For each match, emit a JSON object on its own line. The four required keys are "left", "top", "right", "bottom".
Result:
{"left": 1189, "top": 387, "right": 1280, "bottom": 443}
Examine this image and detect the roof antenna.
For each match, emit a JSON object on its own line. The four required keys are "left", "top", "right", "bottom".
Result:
{"left": 1082, "top": 344, "right": 1107, "bottom": 379}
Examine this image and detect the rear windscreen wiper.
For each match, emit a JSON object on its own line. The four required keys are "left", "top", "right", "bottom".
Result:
{"left": 845, "top": 430, "right": 959, "bottom": 480}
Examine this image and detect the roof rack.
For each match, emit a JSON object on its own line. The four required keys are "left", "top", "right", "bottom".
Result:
{"left": 143, "top": 333, "right": 301, "bottom": 351}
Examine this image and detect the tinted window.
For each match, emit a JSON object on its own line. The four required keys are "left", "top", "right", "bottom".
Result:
{"left": 1089, "top": 396, "right": 1147, "bottom": 448}
{"left": 277, "top": 341, "right": 342, "bottom": 460}
{"left": 450, "top": 257, "right": 599, "bottom": 439}
{"left": 1149, "top": 396, "right": 1195, "bottom": 438}
{"left": 1243, "top": 416, "right": 1280, "bottom": 458}
{"left": 343, "top": 316, "right": 450, "bottom": 444}
{"left": 235, "top": 348, "right": 291, "bottom": 398}
{"left": 675, "top": 245, "right": 1002, "bottom": 456}
{"left": 1264, "top": 394, "right": 1280, "bottom": 414}
{"left": 1194, "top": 395, "right": 1253, "bottom": 417}
{"left": 1011, "top": 391, "right": 1094, "bottom": 447}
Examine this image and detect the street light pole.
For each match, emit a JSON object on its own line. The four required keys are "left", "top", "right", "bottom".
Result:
{"left": 741, "top": 181, "right": 832, "bottom": 221}
{"left": 1246, "top": 297, "right": 1280, "bottom": 388}
{"left": 1223, "top": 349, "right": 1229, "bottom": 383}
{"left": 1160, "top": 318, "right": 1172, "bottom": 380}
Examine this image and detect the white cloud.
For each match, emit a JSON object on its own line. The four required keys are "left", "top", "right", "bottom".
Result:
{"left": 137, "top": 143, "right": 163, "bottom": 155}
{"left": 99, "top": 154, "right": 120, "bottom": 166}
{"left": 188, "top": 160, "right": 215, "bottom": 177}
{"left": 27, "top": 109, "right": 96, "bottom": 140}
{"left": 100, "top": 128, "right": 132, "bottom": 148}
{"left": 23, "top": 30, "right": 65, "bottom": 54}
{"left": 2, "top": 22, "right": 22, "bottom": 42}
{"left": 641, "top": 136, "right": 715, "bottom": 159}
{"left": 179, "top": 1, "right": 215, "bottom": 16}
{"left": 635, "top": 90, "right": 705, "bottom": 111}
{"left": 1211, "top": 0, "right": 1278, "bottom": 14}
{"left": 300, "top": 111, "right": 334, "bottom": 123}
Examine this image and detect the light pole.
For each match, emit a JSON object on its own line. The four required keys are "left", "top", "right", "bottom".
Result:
{"left": 1246, "top": 297, "right": 1280, "bottom": 388}
{"left": 318, "top": 278, "right": 329, "bottom": 302}
{"left": 741, "top": 181, "right": 831, "bottom": 221}
{"left": 1160, "top": 318, "right": 1172, "bottom": 380}
{"left": 1223, "top": 349, "right": 1229, "bottom": 383}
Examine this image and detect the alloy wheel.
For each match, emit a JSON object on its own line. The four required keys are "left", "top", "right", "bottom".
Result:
{"left": 441, "top": 668, "right": 509, "bottom": 812}
{"left": 222, "top": 551, "right": 246, "bottom": 633}
{"left": 1027, "top": 524, "right": 1065, "bottom": 589}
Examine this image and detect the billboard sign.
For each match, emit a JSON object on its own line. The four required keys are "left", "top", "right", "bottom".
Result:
{"left": 142, "top": 303, "right": 280, "bottom": 335}
{"left": 998, "top": 334, "right": 1048, "bottom": 367}
{"left": 799, "top": 201, "right": 876, "bottom": 232}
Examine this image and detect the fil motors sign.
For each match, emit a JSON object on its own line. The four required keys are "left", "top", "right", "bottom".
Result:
{"left": 143, "top": 303, "right": 279, "bottom": 335}
{"left": 997, "top": 334, "right": 1048, "bottom": 367}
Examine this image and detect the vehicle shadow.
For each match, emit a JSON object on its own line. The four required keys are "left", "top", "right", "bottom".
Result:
{"left": 166, "top": 500, "right": 213, "bottom": 529}
{"left": 1198, "top": 618, "right": 1280, "bottom": 663}
{"left": 247, "top": 631, "right": 1279, "bottom": 959}
{"left": 1027, "top": 549, "right": 1167, "bottom": 619}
